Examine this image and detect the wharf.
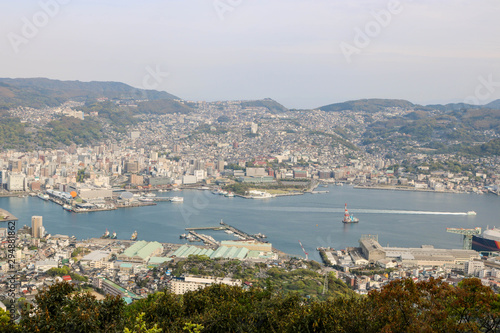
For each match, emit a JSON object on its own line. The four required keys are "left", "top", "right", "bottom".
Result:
{"left": 72, "top": 207, "right": 117, "bottom": 213}
{"left": 0, "top": 208, "right": 18, "bottom": 222}
{"left": 116, "top": 202, "right": 156, "bottom": 208}
{"left": 187, "top": 231, "right": 219, "bottom": 248}
{"left": 185, "top": 221, "right": 268, "bottom": 244}
{"left": 186, "top": 226, "right": 226, "bottom": 231}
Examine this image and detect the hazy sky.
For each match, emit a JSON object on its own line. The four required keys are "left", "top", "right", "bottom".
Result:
{"left": 2, "top": 0, "right": 500, "bottom": 108}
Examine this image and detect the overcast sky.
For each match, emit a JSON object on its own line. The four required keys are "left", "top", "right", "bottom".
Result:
{"left": 2, "top": 0, "right": 500, "bottom": 109}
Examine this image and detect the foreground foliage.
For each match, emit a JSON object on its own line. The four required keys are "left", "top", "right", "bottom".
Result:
{"left": 1, "top": 277, "right": 499, "bottom": 332}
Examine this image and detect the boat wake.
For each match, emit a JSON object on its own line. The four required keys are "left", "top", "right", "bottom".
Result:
{"left": 258, "top": 207, "right": 469, "bottom": 215}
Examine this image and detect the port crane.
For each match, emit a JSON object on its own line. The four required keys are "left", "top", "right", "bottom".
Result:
{"left": 299, "top": 240, "right": 308, "bottom": 260}
{"left": 446, "top": 227, "right": 481, "bottom": 250}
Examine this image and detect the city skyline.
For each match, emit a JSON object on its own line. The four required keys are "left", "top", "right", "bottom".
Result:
{"left": 2, "top": 0, "right": 500, "bottom": 109}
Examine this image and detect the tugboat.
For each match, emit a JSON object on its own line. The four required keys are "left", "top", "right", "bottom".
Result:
{"left": 111, "top": 231, "right": 117, "bottom": 239}
{"left": 101, "top": 228, "right": 110, "bottom": 239}
{"left": 342, "top": 203, "right": 359, "bottom": 223}
{"left": 130, "top": 231, "right": 138, "bottom": 241}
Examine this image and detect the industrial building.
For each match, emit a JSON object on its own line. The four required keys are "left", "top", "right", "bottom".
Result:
{"left": 172, "top": 243, "right": 276, "bottom": 261}
{"left": 117, "top": 241, "right": 163, "bottom": 263}
{"left": 359, "top": 237, "right": 480, "bottom": 269}
{"left": 93, "top": 277, "right": 141, "bottom": 304}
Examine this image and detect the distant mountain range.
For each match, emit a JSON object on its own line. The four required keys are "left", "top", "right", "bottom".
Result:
{"left": 1, "top": 77, "right": 500, "bottom": 115}
{"left": 0, "top": 77, "right": 179, "bottom": 109}
{"left": 317, "top": 98, "right": 500, "bottom": 113}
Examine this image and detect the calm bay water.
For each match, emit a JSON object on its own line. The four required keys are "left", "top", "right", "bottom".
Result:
{"left": 1, "top": 186, "right": 499, "bottom": 261}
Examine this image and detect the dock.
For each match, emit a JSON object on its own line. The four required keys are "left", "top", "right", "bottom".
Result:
{"left": 185, "top": 221, "right": 268, "bottom": 245}
{"left": 187, "top": 231, "right": 219, "bottom": 247}
{"left": 0, "top": 209, "right": 18, "bottom": 222}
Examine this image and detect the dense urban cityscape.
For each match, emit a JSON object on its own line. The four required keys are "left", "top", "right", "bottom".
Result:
{"left": 1, "top": 0, "right": 500, "bottom": 329}
{"left": 1, "top": 93, "right": 500, "bottom": 322}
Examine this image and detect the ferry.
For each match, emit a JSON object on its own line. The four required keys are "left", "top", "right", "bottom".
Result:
{"left": 342, "top": 203, "right": 359, "bottom": 223}
{"left": 467, "top": 211, "right": 477, "bottom": 216}
{"left": 37, "top": 193, "right": 49, "bottom": 201}
{"left": 130, "top": 231, "right": 138, "bottom": 241}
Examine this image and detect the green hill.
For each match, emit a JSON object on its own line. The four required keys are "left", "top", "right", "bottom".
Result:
{"left": 0, "top": 77, "right": 179, "bottom": 108}
{"left": 240, "top": 98, "right": 288, "bottom": 113}
{"left": 485, "top": 99, "right": 500, "bottom": 109}
{"left": 318, "top": 98, "right": 415, "bottom": 113}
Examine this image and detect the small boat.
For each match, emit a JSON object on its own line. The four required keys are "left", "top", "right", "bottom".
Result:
{"left": 342, "top": 203, "right": 359, "bottom": 223}
{"left": 139, "top": 197, "right": 154, "bottom": 202}
{"left": 101, "top": 229, "right": 110, "bottom": 239}
{"left": 62, "top": 204, "right": 73, "bottom": 212}
{"left": 180, "top": 233, "right": 187, "bottom": 239}
{"left": 467, "top": 211, "right": 477, "bottom": 216}
{"left": 111, "top": 231, "right": 117, "bottom": 239}
{"left": 130, "top": 231, "right": 138, "bottom": 241}
{"left": 144, "top": 193, "right": 156, "bottom": 197}
{"left": 225, "top": 192, "right": 235, "bottom": 197}
{"left": 170, "top": 196, "right": 183, "bottom": 202}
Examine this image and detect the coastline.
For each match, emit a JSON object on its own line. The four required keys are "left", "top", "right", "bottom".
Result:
{"left": 353, "top": 185, "right": 465, "bottom": 194}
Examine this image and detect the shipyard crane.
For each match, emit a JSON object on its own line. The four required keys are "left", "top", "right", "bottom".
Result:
{"left": 446, "top": 227, "right": 481, "bottom": 250}
{"left": 298, "top": 240, "right": 308, "bottom": 260}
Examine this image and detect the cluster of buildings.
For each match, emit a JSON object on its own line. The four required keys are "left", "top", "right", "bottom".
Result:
{"left": 320, "top": 235, "right": 500, "bottom": 294}
{"left": 0, "top": 210, "right": 279, "bottom": 306}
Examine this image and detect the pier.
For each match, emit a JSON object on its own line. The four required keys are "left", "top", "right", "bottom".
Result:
{"left": 185, "top": 221, "right": 268, "bottom": 245}
{"left": 187, "top": 231, "right": 219, "bottom": 247}
{"left": 0, "top": 209, "right": 18, "bottom": 222}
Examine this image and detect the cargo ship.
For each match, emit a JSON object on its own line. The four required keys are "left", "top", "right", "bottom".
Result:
{"left": 472, "top": 227, "right": 500, "bottom": 252}
{"left": 342, "top": 203, "right": 359, "bottom": 223}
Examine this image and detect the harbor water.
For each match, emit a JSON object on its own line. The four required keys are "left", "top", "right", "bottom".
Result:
{"left": 1, "top": 186, "right": 499, "bottom": 261}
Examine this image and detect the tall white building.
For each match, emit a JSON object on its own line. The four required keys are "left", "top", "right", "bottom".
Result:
{"left": 7, "top": 173, "right": 25, "bottom": 191}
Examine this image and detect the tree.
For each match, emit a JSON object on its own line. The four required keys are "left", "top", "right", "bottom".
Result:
{"left": 0, "top": 308, "right": 19, "bottom": 332}
{"left": 125, "top": 312, "right": 162, "bottom": 333}
{"left": 21, "top": 282, "right": 126, "bottom": 333}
